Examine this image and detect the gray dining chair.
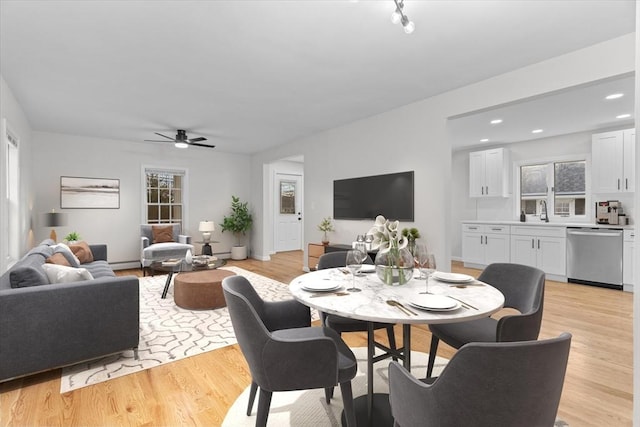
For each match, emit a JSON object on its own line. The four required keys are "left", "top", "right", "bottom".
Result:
{"left": 389, "top": 332, "right": 572, "bottom": 427}
{"left": 317, "top": 251, "right": 398, "bottom": 349}
{"left": 426, "top": 262, "right": 546, "bottom": 377}
{"left": 222, "top": 275, "right": 358, "bottom": 427}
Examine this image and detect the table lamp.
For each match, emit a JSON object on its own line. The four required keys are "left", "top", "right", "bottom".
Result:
{"left": 44, "top": 210, "right": 67, "bottom": 242}
{"left": 199, "top": 221, "right": 215, "bottom": 243}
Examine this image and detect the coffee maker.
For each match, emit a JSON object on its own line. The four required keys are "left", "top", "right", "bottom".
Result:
{"left": 596, "top": 200, "right": 622, "bottom": 224}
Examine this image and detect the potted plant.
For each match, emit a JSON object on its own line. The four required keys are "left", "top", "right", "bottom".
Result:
{"left": 318, "top": 217, "right": 334, "bottom": 245}
{"left": 64, "top": 231, "right": 81, "bottom": 244}
{"left": 221, "top": 195, "right": 253, "bottom": 260}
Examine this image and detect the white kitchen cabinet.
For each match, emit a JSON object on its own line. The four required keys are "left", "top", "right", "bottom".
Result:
{"left": 462, "top": 223, "right": 510, "bottom": 267}
{"left": 623, "top": 229, "right": 634, "bottom": 292}
{"left": 592, "top": 128, "right": 635, "bottom": 193}
{"left": 469, "top": 148, "right": 509, "bottom": 198}
{"left": 510, "top": 226, "right": 566, "bottom": 279}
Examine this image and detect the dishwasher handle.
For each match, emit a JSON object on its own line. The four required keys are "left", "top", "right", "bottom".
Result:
{"left": 567, "top": 229, "right": 623, "bottom": 238}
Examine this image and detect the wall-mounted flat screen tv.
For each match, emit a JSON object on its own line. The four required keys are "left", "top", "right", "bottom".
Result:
{"left": 333, "top": 171, "right": 414, "bottom": 221}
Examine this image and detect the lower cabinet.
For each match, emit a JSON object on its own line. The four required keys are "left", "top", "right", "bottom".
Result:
{"left": 462, "top": 224, "right": 510, "bottom": 267}
{"left": 510, "top": 226, "right": 566, "bottom": 278}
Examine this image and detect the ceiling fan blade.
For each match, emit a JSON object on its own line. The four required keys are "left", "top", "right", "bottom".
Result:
{"left": 154, "top": 132, "right": 176, "bottom": 141}
{"left": 188, "top": 142, "right": 216, "bottom": 148}
{"left": 188, "top": 137, "right": 207, "bottom": 143}
{"left": 145, "top": 139, "right": 176, "bottom": 143}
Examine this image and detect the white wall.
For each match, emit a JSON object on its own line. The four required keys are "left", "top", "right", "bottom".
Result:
{"left": 251, "top": 33, "right": 635, "bottom": 273}
{"left": 30, "top": 131, "right": 251, "bottom": 267}
{"left": 0, "top": 74, "right": 33, "bottom": 272}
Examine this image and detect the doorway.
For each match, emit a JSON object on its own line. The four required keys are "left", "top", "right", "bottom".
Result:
{"left": 275, "top": 173, "right": 303, "bottom": 252}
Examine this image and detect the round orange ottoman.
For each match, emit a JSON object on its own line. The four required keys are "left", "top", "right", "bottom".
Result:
{"left": 174, "top": 269, "right": 236, "bottom": 310}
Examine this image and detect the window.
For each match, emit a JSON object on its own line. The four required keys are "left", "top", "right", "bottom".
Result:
{"left": 519, "top": 159, "right": 586, "bottom": 219}
{"left": 4, "top": 119, "right": 20, "bottom": 264}
{"left": 144, "top": 168, "right": 186, "bottom": 226}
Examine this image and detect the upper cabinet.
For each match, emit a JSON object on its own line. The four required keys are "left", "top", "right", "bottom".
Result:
{"left": 469, "top": 147, "right": 509, "bottom": 197}
{"left": 592, "top": 128, "right": 635, "bottom": 193}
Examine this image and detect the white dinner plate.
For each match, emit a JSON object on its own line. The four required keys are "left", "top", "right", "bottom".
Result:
{"left": 408, "top": 294, "right": 460, "bottom": 311}
{"left": 301, "top": 282, "right": 342, "bottom": 292}
{"left": 431, "top": 271, "right": 475, "bottom": 283}
{"left": 358, "top": 265, "right": 375, "bottom": 273}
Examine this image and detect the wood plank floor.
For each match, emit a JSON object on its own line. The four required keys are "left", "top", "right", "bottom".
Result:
{"left": 0, "top": 251, "right": 633, "bottom": 426}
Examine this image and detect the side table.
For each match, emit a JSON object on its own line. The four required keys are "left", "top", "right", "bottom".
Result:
{"left": 150, "top": 258, "right": 227, "bottom": 299}
{"left": 194, "top": 240, "right": 219, "bottom": 256}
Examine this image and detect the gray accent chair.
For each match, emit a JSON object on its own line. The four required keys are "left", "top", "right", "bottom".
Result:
{"left": 317, "top": 251, "right": 397, "bottom": 351}
{"left": 222, "top": 275, "right": 358, "bottom": 427}
{"left": 426, "top": 262, "right": 546, "bottom": 377}
{"left": 389, "top": 333, "right": 572, "bottom": 427}
{"left": 140, "top": 223, "right": 193, "bottom": 275}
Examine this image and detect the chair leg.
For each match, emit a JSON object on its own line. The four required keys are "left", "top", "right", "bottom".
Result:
{"left": 247, "top": 381, "right": 258, "bottom": 416}
{"left": 319, "top": 311, "right": 327, "bottom": 326}
{"left": 426, "top": 335, "right": 440, "bottom": 378}
{"left": 141, "top": 263, "right": 146, "bottom": 277}
{"left": 339, "top": 381, "right": 356, "bottom": 427}
{"left": 386, "top": 324, "right": 398, "bottom": 361}
{"left": 256, "top": 388, "right": 273, "bottom": 427}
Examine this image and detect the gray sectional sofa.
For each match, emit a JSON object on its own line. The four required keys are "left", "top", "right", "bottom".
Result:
{"left": 0, "top": 240, "right": 139, "bottom": 382}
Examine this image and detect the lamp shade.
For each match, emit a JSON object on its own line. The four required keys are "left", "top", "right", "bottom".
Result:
{"left": 199, "top": 221, "right": 215, "bottom": 232}
{"left": 44, "top": 211, "right": 67, "bottom": 227}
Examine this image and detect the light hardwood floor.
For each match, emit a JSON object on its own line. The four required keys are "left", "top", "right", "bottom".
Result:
{"left": 0, "top": 251, "right": 633, "bottom": 426}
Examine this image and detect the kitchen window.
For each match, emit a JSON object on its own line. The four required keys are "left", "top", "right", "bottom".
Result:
{"left": 519, "top": 159, "right": 587, "bottom": 220}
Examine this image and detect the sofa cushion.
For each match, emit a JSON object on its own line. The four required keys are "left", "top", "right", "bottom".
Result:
{"left": 152, "top": 225, "right": 174, "bottom": 243}
{"left": 9, "top": 266, "right": 50, "bottom": 288}
{"left": 42, "top": 264, "right": 94, "bottom": 284}
{"left": 51, "top": 243, "right": 81, "bottom": 267}
{"left": 70, "top": 241, "right": 94, "bottom": 264}
{"left": 82, "top": 260, "right": 116, "bottom": 279}
{"left": 26, "top": 244, "right": 55, "bottom": 259}
{"left": 46, "top": 252, "right": 72, "bottom": 267}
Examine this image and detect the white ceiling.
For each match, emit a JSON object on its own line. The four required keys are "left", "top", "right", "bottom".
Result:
{"left": 0, "top": 0, "right": 636, "bottom": 154}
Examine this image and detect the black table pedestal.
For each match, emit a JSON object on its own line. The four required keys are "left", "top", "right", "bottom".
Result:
{"left": 201, "top": 243, "right": 212, "bottom": 255}
{"left": 341, "top": 394, "right": 393, "bottom": 427}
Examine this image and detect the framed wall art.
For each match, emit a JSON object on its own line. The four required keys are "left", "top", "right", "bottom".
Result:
{"left": 60, "top": 176, "right": 120, "bottom": 209}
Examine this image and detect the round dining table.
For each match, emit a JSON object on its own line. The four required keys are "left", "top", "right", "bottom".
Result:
{"left": 289, "top": 267, "right": 505, "bottom": 427}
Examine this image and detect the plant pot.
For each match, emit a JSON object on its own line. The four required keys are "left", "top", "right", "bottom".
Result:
{"left": 231, "top": 245, "right": 247, "bottom": 260}
{"left": 374, "top": 246, "right": 414, "bottom": 286}
{"left": 322, "top": 240, "right": 329, "bottom": 246}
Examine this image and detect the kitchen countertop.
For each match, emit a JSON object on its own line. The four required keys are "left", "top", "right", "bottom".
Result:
{"left": 462, "top": 220, "right": 634, "bottom": 229}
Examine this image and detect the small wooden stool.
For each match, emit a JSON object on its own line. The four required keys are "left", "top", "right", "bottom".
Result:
{"left": 174, "top": 269, "right": 236, "bottom": 310}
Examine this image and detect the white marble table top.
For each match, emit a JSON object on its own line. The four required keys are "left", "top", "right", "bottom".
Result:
{"left": 290, "top": 268, "right": 505, "bottom": 324}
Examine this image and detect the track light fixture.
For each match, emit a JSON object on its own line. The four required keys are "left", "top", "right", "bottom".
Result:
{"left": 391, "top": 0, "right": 414, "bottom": 34}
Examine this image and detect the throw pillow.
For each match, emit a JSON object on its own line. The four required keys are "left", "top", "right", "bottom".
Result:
{"left": 46, "top": 252, "right": 71, "bottom": 267}
{"left": 69, "top": 241, "right": 94, "bottom": 264}
{"left": 9, "top": 266, "right": 49, "bottom": 288}
{"left": 152, "top": 225, "right": 174, "bottom": 243}
{"left": 51, "top": 243, "right": 81, "bottom": 267}
{"left": 42, "top": 264, "right": 94, "bottom": 284}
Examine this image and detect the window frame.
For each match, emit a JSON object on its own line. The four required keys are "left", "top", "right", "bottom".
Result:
{"left": 2, "top": 118, "right": 20, "bottom": 268}
{"left": 513, "top": 154, "right": 591, "bottom": 222}
{"left": 141, "top": 166, "right": 189, "bottom": 229}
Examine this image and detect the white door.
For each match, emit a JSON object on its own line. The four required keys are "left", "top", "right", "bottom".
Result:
{"left": 275, "top": 174, "right": 303, "bottom": 252}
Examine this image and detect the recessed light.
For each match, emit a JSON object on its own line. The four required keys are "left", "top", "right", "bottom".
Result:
{"left": 616, "top": 114, "right": 631, "bottom": 119}
{"left": 606, "top": 93, "right": 624, "bottom": 100}
{"left": 490, "top": 119, "right": 503, "bottom": 125}
{"left": 532, "top": 129, "right": 544, "bottom": 134}
{"left": 480, "top": 138, "right": 489, "bottom": 142}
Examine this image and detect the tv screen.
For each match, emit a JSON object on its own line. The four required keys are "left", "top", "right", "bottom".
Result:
{"left": 333, "top": 171, "right": 414, "bottom": 221}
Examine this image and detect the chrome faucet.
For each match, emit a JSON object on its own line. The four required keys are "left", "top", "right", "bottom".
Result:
{"left": 540, "top": 200, "right": 549, "bottom": 222}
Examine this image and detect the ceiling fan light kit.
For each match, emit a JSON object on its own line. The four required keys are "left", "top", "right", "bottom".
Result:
{"left": 144, "top": 129, "right": 216, "bottom": 149}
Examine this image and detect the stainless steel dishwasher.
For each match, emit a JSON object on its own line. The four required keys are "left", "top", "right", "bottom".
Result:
{"left": 566, "top": 227, "right": 623, "bottom": 289}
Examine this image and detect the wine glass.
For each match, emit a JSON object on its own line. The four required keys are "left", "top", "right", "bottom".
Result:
{"left": 423, "top": 254, "right": 437, "bottom": 293}
{"left": 346, "top": 249, "right": 364, "bottom": 292}
{"left": 354, "top": 242, "right": 368, "bottom": 272}
{"left": 413, "top": 243, "right": 429, "bottom": 279}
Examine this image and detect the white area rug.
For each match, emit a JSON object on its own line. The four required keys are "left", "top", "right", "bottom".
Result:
{"left": 223, "top": 348, "right": 448, "bottom": 427}
{"left": 60, "top": 266, "right": 307, "bottom": 393}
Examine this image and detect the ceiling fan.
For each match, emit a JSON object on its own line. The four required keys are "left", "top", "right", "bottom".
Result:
{"left": 145, "top": 129, "right": 215, "bottom": 149}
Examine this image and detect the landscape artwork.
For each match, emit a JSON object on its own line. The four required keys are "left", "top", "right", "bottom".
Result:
{"left": 60, "top": 176, "right": 120, "bottom": 209}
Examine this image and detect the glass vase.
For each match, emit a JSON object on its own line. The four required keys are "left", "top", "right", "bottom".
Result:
{"left": 374, "top": 246, "right": 414, "bottom": 286}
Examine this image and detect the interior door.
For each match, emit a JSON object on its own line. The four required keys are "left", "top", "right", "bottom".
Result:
{"left": 275, "top": 174, "right": 302, "bottom": 252}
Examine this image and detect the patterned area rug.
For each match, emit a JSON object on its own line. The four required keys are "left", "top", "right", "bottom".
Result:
{"left": 60, "top": 266, "right": 306, "bottom": 393}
